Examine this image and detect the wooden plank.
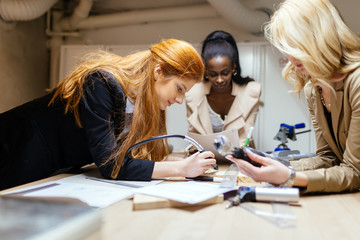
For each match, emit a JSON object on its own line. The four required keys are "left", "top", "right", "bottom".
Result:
{"left": 133, "top": 194, "right": 224, "bottom": 210}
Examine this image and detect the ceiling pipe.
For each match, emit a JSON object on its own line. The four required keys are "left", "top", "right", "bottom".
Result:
{"left": 61, "top": 1, "right": 270, "bottom": 35}
{"left": 207, "top": 0, "right": 272, "bottom": 35}
{"left": 0, "top": 0, "right": 58, "bottom": 22}
{"left": 59, "top": 0, "right": 93, "bottom": 31}
{"left": 73, "top": 4, "right": 219, "bottom": 30}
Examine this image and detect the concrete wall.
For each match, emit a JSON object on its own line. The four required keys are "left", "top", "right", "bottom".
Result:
{"left": 0, "top": 17, "right": 48, "bottom": 113}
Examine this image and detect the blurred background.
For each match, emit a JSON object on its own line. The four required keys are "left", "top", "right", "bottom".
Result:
{"left": 1, "top": 0, "right": 359, "bottom": 153}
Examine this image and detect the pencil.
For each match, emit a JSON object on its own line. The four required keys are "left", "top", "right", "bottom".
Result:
{"left": 243, "top": 126, "right": 254, "bottom": 147}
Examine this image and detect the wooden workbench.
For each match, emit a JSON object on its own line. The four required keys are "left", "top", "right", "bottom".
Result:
{"left": 1, "top": 164, "right": 360, "bottom": 240}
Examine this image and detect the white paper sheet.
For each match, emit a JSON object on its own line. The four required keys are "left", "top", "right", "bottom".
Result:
{"left": 23, "top": 181, "right": 134, "bottom": 208}
{"left": 187, "top": 129, "right": 240, "bottom": 162}
{"left": 135, "top": 181, "right": 237, "bottom": 204}
{"left": 4, "top": 174, "right": 163, "bottom": 208}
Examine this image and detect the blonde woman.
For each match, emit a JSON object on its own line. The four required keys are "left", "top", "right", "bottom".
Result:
{"left": 0, "top": 39, "right": 215, "bottom": 190}
{"left": 227, "top": 0, "right": 360, "bottom": 193}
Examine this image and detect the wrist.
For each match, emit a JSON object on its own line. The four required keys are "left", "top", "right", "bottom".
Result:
{"left": 175, "top": 161, "right": 186, "bottom": 177}
{"left": 293, "top": 172, "right": 308, "bottom": 187}
{"left": 278, "top": 166, "right": 296, "bottom": 188}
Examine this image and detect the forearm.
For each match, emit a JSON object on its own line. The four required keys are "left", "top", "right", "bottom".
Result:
{"left": 152, "top": 161, "right": 183, "bottom": 178}
{"left": 293, "top": 171, "right": 308, "bottom": 187}
{"left": 300, "top": 166, "right": 360, "bottom": 193}
{"left": 165, "top": 155, "right": 184, "bottom": 161}
{"left": 291, "top": 155, "right": 336, "bottom": 171}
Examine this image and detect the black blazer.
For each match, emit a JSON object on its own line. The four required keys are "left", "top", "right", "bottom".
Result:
{"left": 0, "top": 71, "right": 154, "bottom": 190}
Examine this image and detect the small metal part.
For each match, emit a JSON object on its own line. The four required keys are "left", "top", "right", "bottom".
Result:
{"left": 225, "top": 195, "right": 241, "bottom": 209}
{"left": 214, "top": 135, "right": 290, "bottom": 167}
{"left": 213, "top": 135, "right": 233, "bottom": 155}
{"left": 184, "top": 135, "right": 205, "bottom": 152}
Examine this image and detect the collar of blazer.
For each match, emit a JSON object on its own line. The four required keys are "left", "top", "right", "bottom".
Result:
{"left": 186, "top": 81, "right": 261, "bottom": 134}
{"left": 225, "top": 81, "right": 260, "bottom": 127}
{"left": 307, "top": 80, "right": 343, "bottom": 160}
{"left": 330, "top": 80, "right": 344, "bottom": 150}
{"left": 186, "top": 81, "right": 212, "bottom": 134}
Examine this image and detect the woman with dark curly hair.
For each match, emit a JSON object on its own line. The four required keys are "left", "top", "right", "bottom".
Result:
{"left": 186, "top": 30, "right": 261, "bottom": 149}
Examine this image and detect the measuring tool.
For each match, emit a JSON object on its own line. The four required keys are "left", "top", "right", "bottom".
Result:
{"left": 219, "top": 164, "right": 239, "bottom": 188}
{"left": 240, "top": 202, "right": 297, "bottom": 228}
{"left": 223, "top": 186, "right": 299, "bottom": 228}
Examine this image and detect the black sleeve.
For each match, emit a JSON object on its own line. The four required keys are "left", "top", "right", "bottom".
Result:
{"left": 79, "top": 71, "right": 155, "bottom": 181}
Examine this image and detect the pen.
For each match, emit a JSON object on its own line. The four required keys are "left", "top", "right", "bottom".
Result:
{"left": 186, "top": 176, "right": 223, "bottom": 182}
{"left": 243, "top": 126, "right": 254, "bottom": 147}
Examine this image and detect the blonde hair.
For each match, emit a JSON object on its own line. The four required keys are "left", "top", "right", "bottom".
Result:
{"left": 264, "top": 0, "right": 360, "bottom": 94}
{"left": 49, "top": 39, "right": 204, "bottom": 178}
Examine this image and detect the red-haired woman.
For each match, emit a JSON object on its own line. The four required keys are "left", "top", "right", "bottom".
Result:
{"left": 0, "top": 39, "right": 215, "bottom": 190}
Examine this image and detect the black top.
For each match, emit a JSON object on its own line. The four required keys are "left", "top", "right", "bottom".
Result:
{"left": 0, "top": 71, "right": 154, "bottom": 190}
{"left": 322, "top": 105, "right": 336, "bottom": 142}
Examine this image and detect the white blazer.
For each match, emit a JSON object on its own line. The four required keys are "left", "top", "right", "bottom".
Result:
{"left": 185, "top": 81, "right": 261, "bottom": 147}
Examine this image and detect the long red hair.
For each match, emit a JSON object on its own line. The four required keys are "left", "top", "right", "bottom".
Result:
{"left": 49, "top": 39, "right": 204, "bottom": 178}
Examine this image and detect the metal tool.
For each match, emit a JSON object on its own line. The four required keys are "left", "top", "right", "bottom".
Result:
{"left": 225, "top": 186, "right": 299, "bottom": 208}
{"left": 124, "top": 134, "right": 218, "bottom": 170}
{"left": 273, "top": 122, "right": 311, "bottom": 151}
{"left": 213, "top": 135, "right": 291, "bottom": 167}
{"left": 224, "top": 186, "right": 299, "bottom": 228}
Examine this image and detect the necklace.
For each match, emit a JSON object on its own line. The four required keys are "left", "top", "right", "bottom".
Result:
{"left": 317, "top": 86, "right": 331, "bottom": 108}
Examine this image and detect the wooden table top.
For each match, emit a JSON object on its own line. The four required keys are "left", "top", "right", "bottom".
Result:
{"left": 1, "top": 164, "right": 360, "bottom": 240}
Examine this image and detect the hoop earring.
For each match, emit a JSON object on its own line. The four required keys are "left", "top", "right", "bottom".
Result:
{"left": 233, "top": 70, "right": 237, "bottom": 76}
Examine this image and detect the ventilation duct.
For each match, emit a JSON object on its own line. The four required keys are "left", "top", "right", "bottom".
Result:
{"left": 0, "top": 0, "right": 58, "bottom": 22}
{"left": 0, "top": 0, "right": 271, "bottom": 34}
{"left": 73, "top": 4, "right": 218, "bottom": 30}
{"left": 207, "top": 0, "right": 272, "bottom": 35}
{"left": 64, "top": 0, "right": 270, "bottom": 34}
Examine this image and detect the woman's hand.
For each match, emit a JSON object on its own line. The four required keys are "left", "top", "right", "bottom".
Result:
{"left": 152, "top": 151, "right": 216, "bottom": 178}
{"left": 180, "top": 151, "right": 216, "bottom": 177}
{"left": 226, "top": 149, "right": 290, "bottom": 185}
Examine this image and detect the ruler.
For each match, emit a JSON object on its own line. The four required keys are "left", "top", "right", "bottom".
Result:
{"left": 219, "top": 164, "right": 239, "bottom": 188}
